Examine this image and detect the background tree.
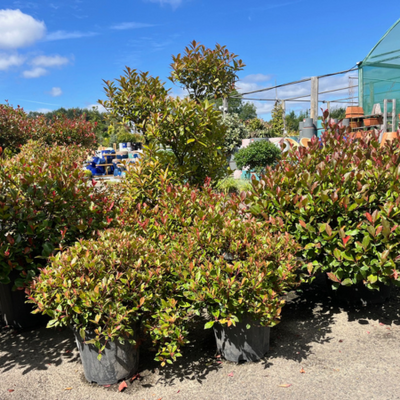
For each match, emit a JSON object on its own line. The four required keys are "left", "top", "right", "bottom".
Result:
{"left": 329, "top": 107, "right": 346, "bottom": 120}
{"left": 169, "top": 40, "right": 245, "bottom": 103}
{"left": 270, "top": 100, "right": 285, "bottom": 136}
{"left": 211, "top": 89, "right": 257, "bottom": 121}
{"left": 99, "top": 67, "right": 169, "bottom": 139}
{"left": 245, "top": 117, "right": 274, "bottom": 138}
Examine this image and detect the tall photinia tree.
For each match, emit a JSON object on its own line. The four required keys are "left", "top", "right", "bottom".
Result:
{"left": 169, "top": 40, "right": 245, "bottom": 103}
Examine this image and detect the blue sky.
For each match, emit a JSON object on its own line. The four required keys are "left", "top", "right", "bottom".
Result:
{"left": 0, "top": 0, "right": 399, "bottom": 119}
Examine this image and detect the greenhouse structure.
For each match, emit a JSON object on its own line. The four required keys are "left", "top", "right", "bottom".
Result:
{"left": 359, "top": 18, "right": 400, "bottom": 129}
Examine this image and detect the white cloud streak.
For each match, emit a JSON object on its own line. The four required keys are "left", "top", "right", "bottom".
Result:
{"left": 111, "top": 22, "right": 155, "bottom": 30}
{"left": 0, "top": 9, "right": 46, "bottom": 49}
{"left": 45, "top": 30, "right": 98, "bottom": 41}
{"left": 31, "top": 55, "right": 70, "bottom": 67}
{"left": 146, "top": 0, "right": 184, "bottom": 8}
{"left": 22, "top": 67, "right": 48, "bottom": 78}
{"left": 0, "top": 53, "right": 25, "bottom": 70}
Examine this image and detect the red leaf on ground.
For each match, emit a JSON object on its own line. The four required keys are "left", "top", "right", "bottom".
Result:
{"left": 379, "top": 322, "right": 385, "bottom": 326}
{"left": 228, "top": 372, "right": 234, "bottom": 377}
{"left": 64, "top": 387, "right": 72, "bottom": 391}
{"left": 279, "top": 384, "right": 292, "bottom": 388}
{"left": 300, "top": 368, "right": 305, "bottom": 374}
{"left": 177, "top": 390, "right": 180, "bottom": 393}
{"left": 130, "top": 374, "right": 141, "bottom": 382}
{"left": 8, "top": 389, "right": 14, "bottom": 392}
{"left": 339, "top": 339, "right": 343, "bottom": 343}
{"left": 118, "top": 381, "right": 128, "bottom": 392}
{"left": 103, "top": 385, "right": 111, "bottom": 388}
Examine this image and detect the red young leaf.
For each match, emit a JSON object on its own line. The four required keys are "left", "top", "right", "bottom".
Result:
{"left": 342, "top": 236, "right": 351, "bottom": 246}
{"left": 366, "top": 213, "right": 373, "bottom": 223}
{"left": 118, "top": 381, "right": 128, "bottom": 392}
{"left": 299, "top": 220, "right": 307, "bottom": 229}
{"left": 327, "top": 272, "right": 341, "bottom": 283}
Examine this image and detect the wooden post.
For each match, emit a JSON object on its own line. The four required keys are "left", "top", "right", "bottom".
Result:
{"left": 310, "top": 77, "right": 319, "bottom": 125}
{"left": 327, "top": 101, "right": 331, "bottom": 115}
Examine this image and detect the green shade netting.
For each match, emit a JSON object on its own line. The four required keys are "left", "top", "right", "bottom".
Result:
{"left": 359, "top": 18, "right": 400, "bottom": 127}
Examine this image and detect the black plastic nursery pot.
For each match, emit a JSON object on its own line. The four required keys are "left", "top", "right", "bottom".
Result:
{"left": 213, "top": 317, "right": 270, "bottom": 363}
{"left": 73, "top": 328, "right": 139, "bottom": 385}
{"left": 0, "top": 271, "right": 44, "bottom": 329}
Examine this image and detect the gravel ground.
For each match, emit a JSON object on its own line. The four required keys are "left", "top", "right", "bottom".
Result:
{"left": 1, "top": 277, "right": 400, "bottom": 400}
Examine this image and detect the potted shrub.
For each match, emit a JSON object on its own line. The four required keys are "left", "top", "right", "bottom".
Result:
{"left": 28, "top": 229, "right": 194, "bottom": 384}
{"left": 247, "top": 111, "right": 400, "bottom": 303}
{"left": 177, "top": 212, "right": 301, "bottom": 362}
{"left": 0, "top": 141, "right": 114, "bottom": 327}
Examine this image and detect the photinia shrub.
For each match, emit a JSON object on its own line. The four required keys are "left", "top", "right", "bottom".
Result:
{"left": 118, "top": 159, "right": 301, "bottom": 331}
{"left": 0, "top": 103, "right": 97, "bottom": 155}
{"left": 0, "top": 141, "right": 115, "bottom": 287}
{"left": 28, "top": 229, "right": 195, "bottom": 365}
{"left": 247, "top": 112, "right": 400, "bottom": 290}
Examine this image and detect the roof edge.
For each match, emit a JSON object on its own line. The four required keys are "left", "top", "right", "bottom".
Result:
{"left": 363, "top": 18, "right": 400, "bottom": 64}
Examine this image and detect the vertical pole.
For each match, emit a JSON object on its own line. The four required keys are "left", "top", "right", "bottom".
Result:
{"left": 382, "top": 99, "right": 388, "bottom": 142}
{"left": 327, "top": 101, "right": 331, "bottom": 116}
{"left": 310, "top": 76, "right": 319, "bottom": 126}
{"left": 223, "top": 98, "right": 228, "bottom": 120}
{"left": 392, "top": 99, "right": 396, "bottom": 132}
{"left": 358, "top": 67, "right": 363, "bottom": 110}
{"left": 282, "top": 100, "right": 286, "bottom": 136}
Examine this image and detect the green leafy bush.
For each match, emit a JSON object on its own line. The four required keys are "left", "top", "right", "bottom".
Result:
{"left": 146, "top": 97, "right": 229, "bottom": 186}
{"left": 28, "top": 229, "right": 193, "bottom": 364}
{"left": 234, "top": 140, "right": 281, "bottom": 174}
{"left": 247, "top": 115, "right": 400, "bottom": 290}
{"left": 117, "top": 161, "right": 300, "bottom": 330}
{"left": 0, "top": 141, "right": 115, "bottom": 287}
{"left": 216, "top": 176, "right": 252, "bottom": 194}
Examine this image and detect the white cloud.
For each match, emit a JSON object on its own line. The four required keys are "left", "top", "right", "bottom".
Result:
{"left": 22, "top": 66, "right": 48, "bottom": 78}
{"left": 36, "top": 107, "right": 52, "bottom": 113}
{"left": 0, "top": 53, "right": 25, "bottom": 70}
{"left": 45, "top": 30, "right": 98, "bottom": 41}
{"left": 111, "top": 22, "right": 155, "bottom": 30}
{"left": 242, "top": 74, "right": 272, "bottom": 83}
{"left": 31, "top": 55, "right": 70, "bottom": 67}
{"left": 49, "top": 87, "right": 62, "bottom": 97}
{"left": 0, "top": 9, "right": 46, "bottom": 49}
{"left": 146, "top": 0, "right": 184, "bottom": 8}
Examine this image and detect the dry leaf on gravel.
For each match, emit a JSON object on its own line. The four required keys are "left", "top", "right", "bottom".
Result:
{"left": 118, "top": 381, "right": 128, "bottom": 392}
{"left": 64, "top": 387, "right": 72, "bottom": 391}
{"left": 279, "top": 384, "right": 292, "bottom": 388}
{"left": 300, "top": 368, "right": 305, "bottom": 374}
{"left": 228, "top": 372, "right": 234, "bottom": 377}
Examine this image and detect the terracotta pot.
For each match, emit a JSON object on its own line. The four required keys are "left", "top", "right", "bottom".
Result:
{"left": 364, "top": 117, "right": 383, "bottom": 126}
{"left": 346, "top": 106, "right": 364, "bottom": 118}
{"left": 381, "top": 132, "right": 399, "bottom": 147}
{"left": 349, "top": 121, "right": 362, "bottom": 128}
